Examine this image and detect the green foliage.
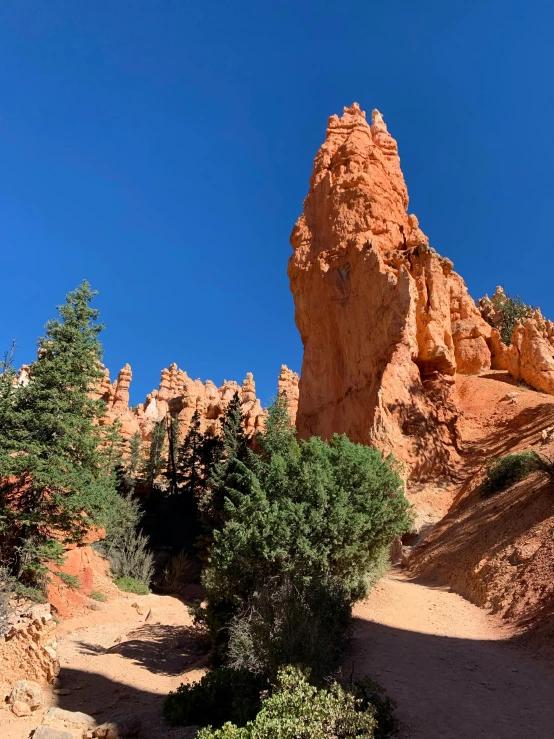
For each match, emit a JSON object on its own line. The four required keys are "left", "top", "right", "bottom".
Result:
{"left": 160, "top": 550, "right": 194, "bottom": 592}
{"left": 14, "top": 582, "right": 46, "bottom": 603}
{"left": 143, "top": 421, "right": 167, "bottom": 486}
{"left": 55, "top": 572, "right": 81, "bottom": 589}
{"left": 196, "top": 666, "right": 376, "bottom": 739}
{"left": 128, "top": 432, "right": 143, "bottom": 478}
{"left": 350, "top": 677, "right": 398, "bottom": 739}
{"left": 481, "top": 451, "right": 540, "bottom": 497}
{"left": 114, "top": 575, "right": 150, "bottom": 595}
{"left": 199, "top": 392, "right": 248, "bottom": 538}
{"left": 89, "top": 590, "right": 107, "bottom": 602}
{"left": 490, "top": 291, "right": 533, "bottom": 345}
{"left": 0, "top": 282, "right": 124, "bottom": 583}
{"left": 204, "top": 432, "right": 411, "bottom": 610}
{"left": 226, "top": 576, "right": 352, "bottom": 683}
{"left": 105, "top": 528, "right": 154, "bottom": 583}
{"left": 200, "top": 396, "right": 411, "bottom": 675}
{"left": 163, "top": 667, "right": 267, "bottom": 728}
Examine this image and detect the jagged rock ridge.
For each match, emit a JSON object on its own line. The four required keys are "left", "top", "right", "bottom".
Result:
{"left": 98, "top": 363, "right": 299, "bottom": 444}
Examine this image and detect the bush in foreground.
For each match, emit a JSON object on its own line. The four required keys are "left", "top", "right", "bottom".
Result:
{"left": 196, "top": 666, "right": 376, "bottom": 739}
{"left": 114, "top": 576, "right": 150, "bottom": 595}
{"left": 201, "top": 402, "right": 412, "bottom": 672}
{"left": 227, "top": 576, "right": 352, "bottom": 683}
{"left": 481, "top": 451, "right": 540, "bottom": 497}
{"left": 351, "top": 676, "right": 398, "bottom": 739}
{"left": 163, "top": 668, "right": 266, "bottom": 728}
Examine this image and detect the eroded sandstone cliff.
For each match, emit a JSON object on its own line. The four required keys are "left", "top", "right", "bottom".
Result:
{"left": 289, "top": 103, "right": 493, "bottom": 478}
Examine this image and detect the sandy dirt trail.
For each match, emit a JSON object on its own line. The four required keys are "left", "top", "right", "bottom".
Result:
{"left": 0, "top": 592, "right": 206, "bottom": 739}
{"left": 3, "top": 571, "right": 554, "bottom": 738}
{"left": 352, "top": 570, "right": 554, "bottom": 739}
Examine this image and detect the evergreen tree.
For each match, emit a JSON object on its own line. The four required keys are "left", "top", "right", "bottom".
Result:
{"left": 255, "top": 393, "right": 296, "bottom": 461}
{"left": 119, "top": 430, "right": 144, "bottom": 495}
{"left": 177, "top": 410, "right": 207, "bottom": 498}
{"left": 166, "top": 414, "right": 180, "bottom": 496}
{"left": 143, "top": 420, "right": 167, "bottom": 488}
{"left": 199, "top": 392, "right": 248, "bottom": 538}
{"left": 127, "top": 431, "right": 143, "bottom": 478}
{"left": 0, "top": 281, "right": 121, "bottom": 582}
{"left": 0, "top": 342, "right": 17, "bottom": 436}
{"left": 102, "top": 419, "right": 126, "bottom": 477}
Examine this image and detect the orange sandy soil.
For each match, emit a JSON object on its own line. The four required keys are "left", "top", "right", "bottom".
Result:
{"left": 411, "top": 371, "right": 554, "bottom": 646}
{"left": 0, "top": 588, "right": 207, "bottom": 739}
{"left": 352, "top": 571, "right": 554, "bottom": 739}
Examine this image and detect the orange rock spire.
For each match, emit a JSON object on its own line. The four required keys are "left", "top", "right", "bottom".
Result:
{"left": 289, "top": 103, "right": 492, "bottom": 478}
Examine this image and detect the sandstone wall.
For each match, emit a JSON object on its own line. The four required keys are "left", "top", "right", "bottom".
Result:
{"left": 288, "top": 103, "right": 492, "bottom": 478}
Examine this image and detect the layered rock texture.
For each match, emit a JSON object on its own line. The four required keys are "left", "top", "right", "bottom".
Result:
{"left": 479, "top": 287, "right": 554, "bottom": 395}
{"left": 289, "top": 103, "right": 554, "bottom": 479}
{"left": 0, "top": 605, "right": 59, "bottom": 689}
{"left": 289, "top": 103, "right": 494, "bottom": 477}
{"left": 98, "top": 363, "right": 299, "bottom": 445}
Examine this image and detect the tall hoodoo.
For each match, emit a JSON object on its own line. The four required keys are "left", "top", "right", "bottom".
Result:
{"left": 289, "top": 103, "right": 492, "bottom": 478}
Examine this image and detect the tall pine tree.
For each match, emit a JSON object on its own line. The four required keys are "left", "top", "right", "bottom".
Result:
{"left": 143, "top": 420, "right": 167, "bottom": 488}
{"left": 0, "top": 282, "right": 121, "bottom": 582}
{"left": 198, "top": 392, "right": 249, "bottom": 547}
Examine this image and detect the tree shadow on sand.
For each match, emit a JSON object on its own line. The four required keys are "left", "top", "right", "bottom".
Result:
{"left": 76, "top": 623, "right": 208, "bottom": 676}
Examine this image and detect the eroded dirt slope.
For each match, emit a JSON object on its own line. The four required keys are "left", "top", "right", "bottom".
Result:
{"left": 411, "top": 371, "right": 554, "bottom": 647}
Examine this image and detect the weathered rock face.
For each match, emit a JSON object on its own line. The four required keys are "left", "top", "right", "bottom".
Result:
{"left": 0, "top": 605, "right": 59, "bottom": 690}
{"left": 479, "top": 287, "right": 554, "bottom": 394}
{"left": 99, "top": 363, "right": 299, "bottom": 446}
{"left": 289, "top": 103, "right": 492, "bottom": 478}
{"left": 277, "top": 364, "right": 299, "bottom": 425}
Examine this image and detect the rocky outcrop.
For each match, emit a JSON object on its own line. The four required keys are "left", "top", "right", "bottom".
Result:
{"left": 277, "top": 365, "right": 299, "bottom": 425}
{"left": 99, "top": 363, "right": 299, "bottom": 447}
{"left": 479, "top": 287, "right": 554, "bottom": 394}
{"left": 289, "top": 103, "right": 492, "bottom": 478}
{"left": 0, "top": 605, "right": 59, "bottom": 690}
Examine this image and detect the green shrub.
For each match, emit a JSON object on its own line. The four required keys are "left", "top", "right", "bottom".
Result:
{"left": 196, "top": 666, "right": 376, "bottom": 739}
{"left": 163, "top": 667, "right": 267, "bottom": 728}
{"left": 89, "top": 590, "right": 107, "bottom": 602}
{"left": 481, "top": 451, "right": 540, "bottom": 497}
{"left": 159, "top": 550, "right": 194, "bottom": 592}
{"left": 101, "top": 528, "right": 154, "bottom": 585}
{"left": 202, "top": 421, "right": 411, "bottom": 669}
{"left": 114, "top": 576, "right": 150, "bottom": 595}
{"left": 485, "top": 291, "right": 533, "bottom": 346}
{"left": 56, "top": 572, "right": 81, "bottom": 589}
{"left": 14, "top": 582, "right": 46, "bottom": 603}
{"left": 227, "top": 576, "right": 352, "bottom": 683}
{"left": 350, "top": 677, "right": 398, "bottom": 739}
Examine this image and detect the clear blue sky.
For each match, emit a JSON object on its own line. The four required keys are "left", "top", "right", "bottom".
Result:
{"left": 2, "top": 1, "right": 553, "bottom": 406}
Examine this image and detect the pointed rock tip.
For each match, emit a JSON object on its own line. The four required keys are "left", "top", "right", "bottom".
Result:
{"left": 371, "top": 109, "right": 388, "bottom": 129}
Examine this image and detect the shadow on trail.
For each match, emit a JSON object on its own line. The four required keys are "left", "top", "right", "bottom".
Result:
{"left": 76, "top": 622, "right": 208, "bottom": 676}
{"left": 349, "top": 614, "right": 554, "bottom": 739}
{"left": 52, "top": 667, "right": 171, "bottom": 735}
{"left": 55, "top": 616, "right": 554, "bottom": 739}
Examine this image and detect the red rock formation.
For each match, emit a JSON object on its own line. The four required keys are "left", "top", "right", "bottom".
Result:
{"left": 277, "top": 365, "right": 299, "bottom": 425}
{"left": 289, "top": 103, "right": 492, "bottom": 478}
{"left": 99, "top": 363, "right": 296, "bottom": 447}
{"left": 479, "top": 287, "right": 554, "bottom": 394}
